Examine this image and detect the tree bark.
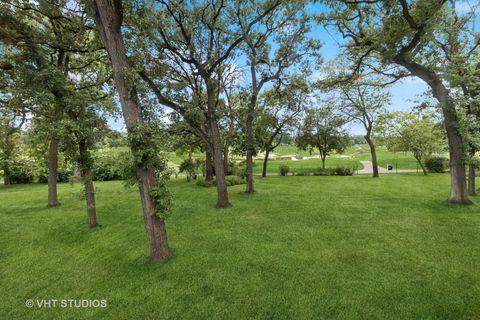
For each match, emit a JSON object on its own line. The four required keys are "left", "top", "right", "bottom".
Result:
{"left": 436, "top": 91, "right": 471, "bottom": 204}
{"left": 205, "top": 149, "right": 214, "bottom": 181}
{"left": 319, "top": 149, "right": 326, "bottom": 169}
{"left": 48, "top": 138, "right": 59, "bottom": 207}
{"left": 468, "top": 148, "right": 476, "bottom": 196}
{"left": 262, "top": 149, "right": 270, "bottom": 178}
{"left": 92, "top": 0, "right": 170, "bottom": 260}
{"left": 364, "top": 134, "right": 379, "bottom": 178}
{"left": 206, "top": 87, "right": 230, "bottom": 208}
{"left": 245, "top": 98, "right": 255, "bottom": 193}
{"left": 3, "top": 166, "right": 10, "bottom": 185}
{"left": 223, "top": 146, "right": 229, "bottom": 175}
{"left": 79, "top": 139, "right": 97, "bottom": 228}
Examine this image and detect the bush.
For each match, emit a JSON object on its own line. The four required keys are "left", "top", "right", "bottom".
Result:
{"left": 227, "top": 160, "right": 247, "bottom": 178}
{"left": 226, "top": 176, "right": 246, "bottom": 186}
{"left": 333, "top": 166, "right": 354, "bottom": 176}
{"left": 279, "top": 165, "right": 290, "bottom": 176}
{"left": 196, "top": 176, "right": 246, "bottom": 188}
{"left": 179, "top": 158, "right": 201, "bottom": 182}
{"left": 92, "top": 149, "right": 133, "bottom": 181}
{"left": 196, "top": 179, "right": 216, "bottom": 187}
{"left": 8, "top": 159, "right": 36, "bottom": 184}
{"left": 424, "top": 156, "right": 447, "bottom": 173}
{"left": 292, "top": 166, "right": 354, "bottom": 177}
{"left": 36, "top": 164, "right": 73, "bottom": 183}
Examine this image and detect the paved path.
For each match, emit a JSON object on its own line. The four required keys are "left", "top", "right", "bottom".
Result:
{"left": 357, "top": 161, "right": 418, "bottom": 174}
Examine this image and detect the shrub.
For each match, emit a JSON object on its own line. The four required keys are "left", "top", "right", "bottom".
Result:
{"left": 313, "top": 168, "right": 333, "bottom": 176}
{"left": 228, "top": 160, "right": 247, "bottom": 178}
{"left": 8, "top": 159, "right": 36, "bottom": 184}
{"left": 196, "top": 179, "right": 216, "bottom": 188}
{"left": 424, "top": 156, "right": 447, "bottom": 173}
{"left": 92, "top": 149, "right": 133, "bottom": 181}
{"left": 37, "top": 165, "right": 73, "bottom": 183}
{"left": 226, "top": 176, "right": 246, "bottom": 186}
{"left": 333, "top": 166, "right": 354, "bottom": 176}
{"left": 279, "top": 165, "right": 290, "bottom": 176}
{"left": 196, "top": 176, "right": 246, "bottom": 187}
{"left": 179, "top": 158, "right": 200, "bottom": 182}
{"left": 293, "top": 166, "right": 354, "bottom": 177}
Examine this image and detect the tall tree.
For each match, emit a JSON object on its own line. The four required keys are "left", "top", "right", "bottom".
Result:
{"left": 296, "top": 105, "right": 349, "bottom": 169}
{"left": 257, "top": 77, "right": 307, "bottom": 177}
{"left": 0, "top": 0, "right": 106, "bottom": 206}
{"left": 334, "top": 81, "right": 390, "bottom": 178}
{"left": 126, "top": 0, "right": 285, "bottom": 207}
{"left": 241, "top": 1, "right": 320, "bottom": 193}
{"left": 323, "top": 0, "right": 476, "bottom": 204}
{"left": 91, "top": 0, "right": 172, "bottom": 261}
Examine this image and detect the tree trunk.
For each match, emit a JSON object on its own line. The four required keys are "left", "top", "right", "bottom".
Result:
{"left": 223, "top": 146, "right": 229, "bottom": 175}
{"left": 92, "top": 0, "right": 171, "bottom": 261}
{"left": 3, "top": 166, "right": 10, "bottom": 185}
{"left": 48, "top": 138, "right": 59, "bottom": 207}
{"left": 245, "top": 99, "right": 255, "bottom": 193}
{"left": 79, "top": 139, "right": 97, "bottom": 228}
{"left": 364, "top": 135, "right": 379, "bottom": 178}
{"left": 320, "top": 150, "right": 326, "bottom": 169}
{"left": 262, "top": 150, "right": 270, "bottom": 177}
{"left": 206, "top": 87, "right": 230, "bottom": 208}
{"left": 205, "top": 149, "right": 214, "bottom": 181}
{"left": 468, "top": 148, "right": 476, "bottom": 196}
{"left": 436, "top": 91, "right": 471, "bottom": 204}
{"left": 415, "top": 156, "right": 428, "bottom": 176}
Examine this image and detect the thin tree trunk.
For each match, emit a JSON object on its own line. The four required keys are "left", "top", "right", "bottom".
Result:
{"left": 262, "top": 150, "right": 269, "bottom": 177}
{"left": 245, "top": 100, "right": 255, "bottom": 193}
{"left": 205, "top": 149, "right": 214, "bottom": 181}
{"left": 48, "top": 138, "right": 59, "bottom": 207}
{"left": 92, "top": 0, "right": 170, "bottom": 261}
{"left": 320, "top": 150, "right": 326, "bottom": 169}
{"left": 468, "top": 148, "right": 476, "bottom": 195}
{"left": 365, "top": 135, "right": 379, "bottom": 178}
{"left": 206, "top": 89, "right": 230, "bottom": 207}
{"left": 79, "top": 139, "right": 97, "bottom": 228}
{"left": 415, "top": 156, "right": 428, "bottom": 175}
{"left": 3, "top": 166, "right": 10, "bottom": 185}
{"left": 223, "top": 146, "right": 229, "bottom": 175}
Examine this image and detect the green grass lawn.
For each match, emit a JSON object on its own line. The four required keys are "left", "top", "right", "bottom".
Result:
{"left": 1, "top": 175, "right": 479, "bottom": 319}
{"left": 254, "top": 157, "right": 362, "bottom": 174}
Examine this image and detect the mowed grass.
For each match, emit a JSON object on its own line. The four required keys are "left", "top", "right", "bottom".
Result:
{"left": 1, "top": 175, "right": 479, "bottom": 319}
{"left": 253, "top": 157, "right": 362, "bottom": 174}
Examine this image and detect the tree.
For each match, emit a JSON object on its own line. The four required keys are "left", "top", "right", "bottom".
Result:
{"left": 125, "top": 0, "right": 287, "bottom": 207}
{"left": 0, "top": 98, "right": 26, "bottom": 185}
{"left": 323, "top": 0, "right": 476, "bottom": 204}
{"left": 241, "top": 1, "right": 320, "bottom": 193}
{"left": 91, "top": 0, "right": 172, "bottom": 261}
{"left": 384, "top": 112, "right": 444, "bottom": 175}
{"left": 0, "top": 0, "right": 107, "bottom": 207}
{"left": 257, "top": 77, "right": 307, "bottom": 177}
{"left": 334, "top": 81, "right": 390, "bottom": 178}
{"left": 296, "top": 105, "right": 349, "bottom": 169}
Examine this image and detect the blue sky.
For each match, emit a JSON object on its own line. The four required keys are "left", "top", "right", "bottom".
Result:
{"left": 108, "top": 1, "right": 479, "bottom": 135}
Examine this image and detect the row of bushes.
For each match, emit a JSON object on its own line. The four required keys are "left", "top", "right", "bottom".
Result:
{"left": 279, "top": 165, "right": 355, "bottom": 176}
{"left": 196, "top": 176, "right": 246, "bottom": 187}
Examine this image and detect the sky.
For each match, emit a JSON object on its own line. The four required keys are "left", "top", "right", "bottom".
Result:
{"left": 107, "top": 0, "right": 479, "bottom": 135}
